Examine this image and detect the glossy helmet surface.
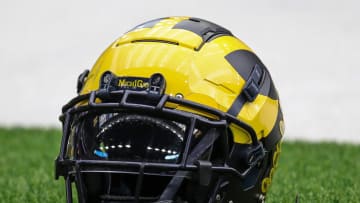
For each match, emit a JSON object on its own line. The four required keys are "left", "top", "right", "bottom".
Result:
{"left": 55, "top": 16, "right": 284, "bottom": 203}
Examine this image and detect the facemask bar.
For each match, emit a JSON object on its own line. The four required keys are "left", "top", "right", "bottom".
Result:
{"left": 55, "top": 89, "right": 265, "bottom": 203}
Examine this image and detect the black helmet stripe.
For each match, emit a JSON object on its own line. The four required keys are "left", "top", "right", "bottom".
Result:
{"left": 173, "top": 18, "right": 232, "bottom": 42}
{"left": 225, "top": 50, "right": 279, "bottom": 116}
{"left": 225, "top": 50, "right": 259, "bottom": 80}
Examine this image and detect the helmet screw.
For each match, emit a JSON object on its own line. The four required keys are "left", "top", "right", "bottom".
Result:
{"left": 175, "top": 93, "right": 183, "bottom": 99}
{"left": 216, "top": 194, "right": 221, "bottom": 200}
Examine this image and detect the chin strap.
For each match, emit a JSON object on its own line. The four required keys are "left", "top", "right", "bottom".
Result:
{"left": 159, "top": 128, "right": 221, "bottom": 202}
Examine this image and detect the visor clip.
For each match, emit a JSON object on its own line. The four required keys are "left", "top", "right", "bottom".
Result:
{"left": 100, "top": 71, "right": 118, "bottom": 91}
{"left": 98, "top": 71, "right": 119, "bottom": 100}
{"left": 195, "top": 160, "right": 212, "bottom": 186}
{"left": 148, "top": 73, "right": 166, "bottom": 95}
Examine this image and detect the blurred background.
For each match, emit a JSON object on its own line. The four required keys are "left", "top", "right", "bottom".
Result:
{"left": 1, "top": 0, "right": 359, "bottom": 143}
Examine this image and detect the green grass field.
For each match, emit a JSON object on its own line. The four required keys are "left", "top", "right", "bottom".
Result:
{"left": 0, "top": 128, "right": 359, "bottom": 203}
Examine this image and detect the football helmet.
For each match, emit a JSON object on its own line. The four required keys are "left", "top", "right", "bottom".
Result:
{"left": 55, "top": 16, "right": 284, "bottom": 203}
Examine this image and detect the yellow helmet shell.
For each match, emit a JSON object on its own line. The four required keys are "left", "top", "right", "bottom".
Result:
{"left": 81, "top": 16, "right": 283, "bottom": 148}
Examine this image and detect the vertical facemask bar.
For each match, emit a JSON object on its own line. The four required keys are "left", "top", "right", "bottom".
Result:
{"left": 181, "top": 117, "right": 196, "bottom": 167}
{"left": 134, "top": 164, "right": 145, "bottom": 202}
{"left": 59, "top": 112, "right": 72, "bottom": 160}
{"left": 59, "top": 112, "right": 75, "bottom": 203}
{"left": 58, "top": 112, "right": 74, "bottom": 203}
{"left": 65, "top": 176, "right": 73, "bottom": 203}
{"left": 75, "top": 164, "right": 86, "bottom": 203}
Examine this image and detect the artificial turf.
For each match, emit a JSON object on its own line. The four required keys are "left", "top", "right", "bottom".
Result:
{"left": 0, "top": 128, "right": 359, "bottom": 202}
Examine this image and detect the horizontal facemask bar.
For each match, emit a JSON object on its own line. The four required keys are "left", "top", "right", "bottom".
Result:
{"left": 61, "top": 159, "right": 245, "bottom": 178}
{"left": 60, "top": 89, "right": 258, "bottom": 144}
{"left": 56, "top": 90, "right": 264, "bottom": 176}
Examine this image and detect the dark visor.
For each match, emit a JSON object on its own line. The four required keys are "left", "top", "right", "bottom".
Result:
{"left": 69, "top": 113, "right": 186, "bottom": 164}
